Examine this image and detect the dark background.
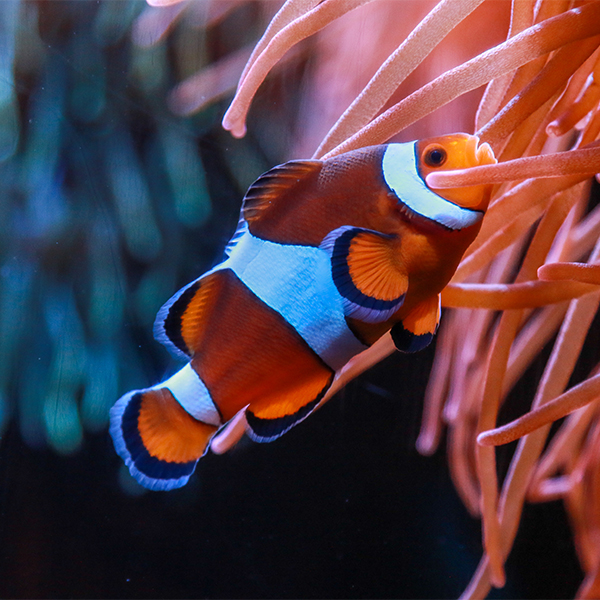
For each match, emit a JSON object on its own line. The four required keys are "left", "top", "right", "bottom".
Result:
{"left": 0, "top": 1, "right": 585, "bottom": 598}
{"left": 0, "top": 350, "right": 584, "bottom": 599}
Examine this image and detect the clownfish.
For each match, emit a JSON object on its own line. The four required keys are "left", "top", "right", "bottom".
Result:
{"left": 110, "top": 133, "right": 496, "bottom": 491}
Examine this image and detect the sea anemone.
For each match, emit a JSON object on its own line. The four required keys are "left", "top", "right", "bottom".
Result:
{"left": 176, "top": 0, "right": 600, "bottom": 597}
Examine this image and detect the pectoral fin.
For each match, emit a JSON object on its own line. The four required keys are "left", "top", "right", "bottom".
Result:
{"left": 391, "top": 294, "right": 441, "bottom": 353}
{"left": 320, "top": 226, "right": 407, "bottom": 323}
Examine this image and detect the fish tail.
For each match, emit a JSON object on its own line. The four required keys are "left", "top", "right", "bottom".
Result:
{"left": 110, "top": 364, "right": 221, "bottom": 491}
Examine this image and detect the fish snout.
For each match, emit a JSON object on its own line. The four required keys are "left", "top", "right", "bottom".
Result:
{"left": 428, "top": 134, "right": 496, "bottom": 212}
{"left": 476, "top": 140, "right": 496, "bottom": 166}
{"left": 465, "top": 135, "right": 497, "bottom": 168}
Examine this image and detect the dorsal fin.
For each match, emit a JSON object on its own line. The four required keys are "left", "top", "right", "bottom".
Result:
{"left": 242, "top": 160, "right": 322, "bottom": 224}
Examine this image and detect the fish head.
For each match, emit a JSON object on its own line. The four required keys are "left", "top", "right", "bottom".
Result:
{"left": 382, "top": 134, "right": 497, "bottom": 231}
{"left": 415, "top": 133, "right": 496, "bottom": 212}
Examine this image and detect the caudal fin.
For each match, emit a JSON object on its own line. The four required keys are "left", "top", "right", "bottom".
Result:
{"left": 110, "top": 386, "right": 218, "bottom": 491}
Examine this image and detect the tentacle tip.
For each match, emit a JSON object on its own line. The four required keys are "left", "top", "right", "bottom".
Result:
{"left": 476, "top": 431, "right": 495, "bottom": 446}
{"left": 490, "top": 568, "right": 507, "bottom": 589}
{"left": 231, "top": 126, "right": 248, "bottom": 139}
{"left": 168, "top": 93, "right": 193, "bottom": 117}
{"left": 210, "top": 428, "right": 244, "bottom": 455}
{"left": 210, "top": 408, "right": 249, "bottom": 455}
{"left": 415, "top": 433, "right": 438, "bottom": 456}
{"left": 221, "top": 112, "right": 247, "bottom": 138}
{"left": 209, "top": 435, "right": 227, "bottom": 455}
{"left": 536, "top": 264, "right": 552, "bottom": 281}
{"left": 545, "top": 121, "right": 564, "bottom": 137}
{"left": 425, "top": 172, "right": 446, "bottom": 189}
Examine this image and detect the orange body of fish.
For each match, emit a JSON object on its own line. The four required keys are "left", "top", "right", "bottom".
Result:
{"left": 110, "top": 133, "right": 496, "bottom": 490}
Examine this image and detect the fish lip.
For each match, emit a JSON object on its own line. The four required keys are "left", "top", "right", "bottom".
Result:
{"left": 463, "top": 135, "right": 497, "bottom": 168}
{"left": 470, "top": 135, "right": 497, "bottom": 167}
{"left": 478, "top": 141, "right": 497, "bottom": 165}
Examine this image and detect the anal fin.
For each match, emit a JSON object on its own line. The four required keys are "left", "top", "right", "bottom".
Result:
{"left": 320, "top": 226, "right": 407, "bottom": 323}
{"left": 391, "top": 294, "right": 441, "bottom": 353}
{"left": 245, "top": 369, "right": 334, "bottom": 443}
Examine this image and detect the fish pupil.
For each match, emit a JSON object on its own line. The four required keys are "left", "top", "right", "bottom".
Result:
{"left": 424, "top": 147, "right": 447, "bottom": 167}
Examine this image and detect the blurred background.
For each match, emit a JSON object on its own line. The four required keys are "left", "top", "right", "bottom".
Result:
{"left": 0, "top": 1, "right": 585, "bottom": 598}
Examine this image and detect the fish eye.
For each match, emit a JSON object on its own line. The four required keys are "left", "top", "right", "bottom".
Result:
{"left": 423, "top": 146, "right": 447, "bottom": 168}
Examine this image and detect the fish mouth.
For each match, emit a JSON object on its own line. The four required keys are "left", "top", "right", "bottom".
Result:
{"left": 465, "top": 135, "right": 497, "bottom": 168}
{"left": 469, "top": 135, "right": 497, "bottom": 168}
{"left": 429, "top": 134, "right": 496, "bottom": 211}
